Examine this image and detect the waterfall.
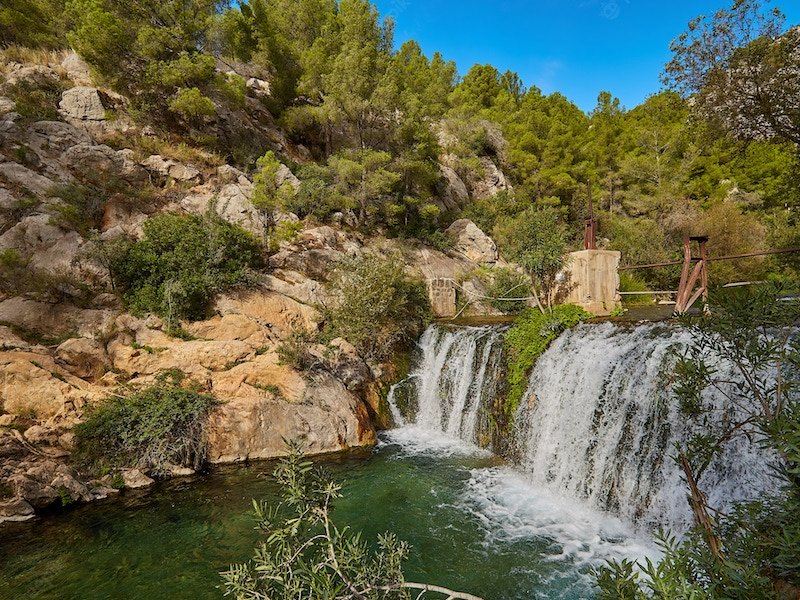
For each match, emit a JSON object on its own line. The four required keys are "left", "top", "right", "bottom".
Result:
{"left": 515, "top": 321, "right": 776, "bottom": 532}
{"left": 390, "top": 321, "right": 778, "bottom": 534}
{"left": 390, "top": 325, "right": 505, "bottom": 444}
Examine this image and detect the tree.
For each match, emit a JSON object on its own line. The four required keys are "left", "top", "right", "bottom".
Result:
{"left": 494, "top": 206, "right": 570, "bottom": 313}
{"left": 594, "top": 286, "right": 800, "bottom": 598}
{"left": 664, "top": 0, "right": 800, "bottom": 146}
{"left": 221, "top": 442, "right": 483, "bottom": 599}
{"left": 324, "top": 254, "right": 430, "bottom": 362}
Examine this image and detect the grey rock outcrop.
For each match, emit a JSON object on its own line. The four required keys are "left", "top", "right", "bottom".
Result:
{"left": 59, "top": 87, "right": 107, "bottom": 122}
{"left": 445, "top": 219, "right": 498, "bottom": 264}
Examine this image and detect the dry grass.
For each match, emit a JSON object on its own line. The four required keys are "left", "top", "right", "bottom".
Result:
{"left": 0, "top": 46, "right": 71, "bottom": 74}
{"left": 102, "top": 131, "right": 226, "bottom": 169}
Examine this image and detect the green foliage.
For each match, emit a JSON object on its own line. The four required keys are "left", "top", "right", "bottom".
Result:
{"left": 4, "top": 77, "right": 69, "bottom": 122}
{"left": 324, "top": 254, "right": 431, "bottom": 362}
{"left": 276, "top": 329, "right": 317, "bottom": 371}
{"left": 503, "top": 305, "right": 590, "bottom": 417}
{"left": 109, "top": 212, "right": 262, "bottom": 324}
{"left": 494, "top": 206, "right": 571, "bottom": 311}
{"left": 168, "top": 87, "right": 216, "bottom": 121}
{"left": 0, "top": 0, "right": 67, "bottom": 48}
{"left": 482, "top": 267, "right": 531, "bottom": 314}
{"left": 619, "top": 273, "right": 654, "bottom": 306}
{"left": 221, "top": 441, "right": 479, "bottom": 599}
{"left": 74, "top": 371, "right": 220, "bottom": 476}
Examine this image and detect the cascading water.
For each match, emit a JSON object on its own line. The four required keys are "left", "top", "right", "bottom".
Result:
{"left": 515, "top": 321, "right": 776, "bottom": 532}
{"left": 389, "top": 321, "right": 777, "bottom": 536}
{"left": 389, "top": 325, "right": 505, "bottom": 443}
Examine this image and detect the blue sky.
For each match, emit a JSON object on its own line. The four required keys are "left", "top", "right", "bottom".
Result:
{"left": 371, "top": 0, "right": 800, "bottom": 114}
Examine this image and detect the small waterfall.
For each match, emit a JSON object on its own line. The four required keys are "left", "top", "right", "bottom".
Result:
{"left": 516, "top": 321, "right": 776, "bottom": 532}
{"left": 390, "top": 325, "right": 505, "bottom": 444}
{"left": 391, "top": 320, "right": 778, "bottom": 534}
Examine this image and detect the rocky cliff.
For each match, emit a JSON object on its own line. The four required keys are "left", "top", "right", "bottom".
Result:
{"left": 0, "top": 53, "right": 512, "bottom": 522}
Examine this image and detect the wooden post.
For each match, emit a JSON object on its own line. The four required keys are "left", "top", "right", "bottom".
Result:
{"left": 675, "top": 236, "right": 709, "bottom": 314}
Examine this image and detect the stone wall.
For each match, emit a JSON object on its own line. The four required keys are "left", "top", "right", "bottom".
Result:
{"left": 558, "top": 250, "right": 621, "bottom": 316}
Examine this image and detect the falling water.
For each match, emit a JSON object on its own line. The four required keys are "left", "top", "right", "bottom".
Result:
{"left": 389, "top": 325, "right": 506, "bottom": 443}
{"left": 516, "top": 321, "right": 777, "bottom": 532}
{"left": 389, "top": 321, "right": 778, "bottom": 534}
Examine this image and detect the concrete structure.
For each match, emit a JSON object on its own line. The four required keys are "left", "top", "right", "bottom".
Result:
{"left": 428, "top": 278, "right": 457, "bottom": 318}
{"left": 559, "top": 250, "right": 621, "bottom": 316}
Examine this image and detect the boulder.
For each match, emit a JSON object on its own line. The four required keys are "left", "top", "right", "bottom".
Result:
{"left": 121, "top": 469, "right": 154, "bottom": 489}
{"left": 0, "top": 497, "right": 35, "bottom": 523}
{"left": 9, "top": 459, "right": 93, "bottom": 508}
{"left": 246, "top": 77, "right": 271, "bottom": 97}
{"left": 0, "top": 297, "right": 115, "bottom": 340}
{"left": 0, "top": 351, "right": 94, "bottom": 418}
{"left": 142, "top": 154, "right": 201, "bottom": 183}
{"left": 445, "top": 219, "right": 498, "bottom": 264}
{"left": 214, "top": 289, "right": 320, "bottom": 340}
{"left": 470, "top": 157, "right": 511, "bottom": 199}
{"left": 0, "top": 97, "right": 16, "bottom": 114}
{"left": 56, "top": 337, "right": 111, "bottom": 379}
{"left": 58, "top": 87, "right": 106, "bottom": 122}
{"left": 61, "top": 53, "right": 92, "bottom": 85}
{"left": 62, "top": 142, "right": 124, "bottom": 184}
{"left": 276, "top": 164, "right": 301, "bottom": 191}
{"left": 0, "top": 161, "right": 56, "bottom": 197}
{"left": 439, "top": 164, "right": 469, "bottom": 210}
{"left": 207, "top": 371, "right": 375, "bottom": 463}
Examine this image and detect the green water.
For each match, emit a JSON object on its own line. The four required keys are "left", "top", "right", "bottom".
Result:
{"left": 0, "top": 433, "right": 653, "bottom": 600}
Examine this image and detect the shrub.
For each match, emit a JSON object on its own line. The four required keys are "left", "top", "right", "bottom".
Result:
{"left": 168, "top": 87, "right": 216, "bottom": 121}
{"left": 484, "top": 267, "right": 531, "bottom": 314}
{"left": 74, "top": 371, "right": 219, "bottom": 476}
{"left": 276, "top": 329, "right": 316, "bottom": 371}
{"left": 110, "top": 212, "right": 262, "bottom": 324}
{"left": 324, "top": 254, "right": 431, "bottom": 362}
{"left": 503, "top": 304, "right": 590, "bottom": 417}
{"left": 619, "top": 272, "right": 654, "bottom": 306}
{"left": 4, "top": 77, "right": 69, "bottom": 121}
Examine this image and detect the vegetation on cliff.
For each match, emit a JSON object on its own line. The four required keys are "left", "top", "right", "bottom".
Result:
{"left": 3, "top": 0, "right": 797, "bottom": 293}
{"left": 502, "top": 304, "right": 591, "bottom": 420}
{"left": 74, "top": 370, "right": 220, "bottom": 477}
{"left": 108, "top": 212, "right": 262, "bottom": 325}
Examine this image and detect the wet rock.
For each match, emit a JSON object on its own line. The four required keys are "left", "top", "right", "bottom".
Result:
{"left": 0, "top": 497, "right": 35, "bottom": 523}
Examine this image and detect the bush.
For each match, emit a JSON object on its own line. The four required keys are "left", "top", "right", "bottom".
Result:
{"left": 325, "top": 254, "right": 431, "bottom": 361}
{"left": 503, "top": 304, "right": 590, "bottom": 417}
{"left": 619, "top": 272, "right": 654, "bottom": 306}
{"left": 168, "top": 87, "right": 216, "bottom": 121}
{"left": 484, "top": 267, "right": 531, "bottom": 314}
{"left": 74, "top": 371, "right": 220, "bottom": 476}
{"left": 4, "top": 77, "right": 69, "bottom": 122}
{"left": 110, "top": 212, "right": 262, "bottom": 324}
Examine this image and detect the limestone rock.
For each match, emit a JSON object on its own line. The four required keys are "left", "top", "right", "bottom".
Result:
{"left": 0, "top": 97, "right": 16, "bottom": 114}
{"left": 262, "top": 270, "right": 329, "bottom": 307}
{"left": 445, "top": 219, "right": 498, "bottom": 264}
{"left": 214, "top": 289, "right": 320, "bottom": 340}
{"left": 56, "top": 337, "right": 111, "bottom": 379}
{"left": 0, "top": 298, "right": 114, "bottom": 338}
{"left": 0, "top": 351, "right": 94, "bottom": 419}
{"left": 207, "top": 371, "right": 375, "bottom": 463}
{"left": 142, "top": 154, "right": 201, "bottom": 183}
{"left": 62, "top": 142, "right": 124, "bottom": 184}
{"left": 0, "top": 161, "right": 56, "bottom": 197}
{"left": 58, "top": 87, "right": 106, "bottom": 122}
{"left": 61, "top": 53, "right": 93, "bottom": 86}
{"left": 121, "top": 469, "right": 154, "bottom": 489}
{"left": 246, "top": 77, "right": 271, "bottom": 97}
{"left": 0, "top": 497, "right": 35, "bottom": 523}
{"left": 471, "top": 157, "right": 511, "bottom": 199}
{"left": 9, "top": 459, "right": 93, "bottom": 508}
{"left": 439, "top": 164, "right": 469, "bottom": 210}
{"left": 276, "top": 164, "right": 301, "bottom": 191}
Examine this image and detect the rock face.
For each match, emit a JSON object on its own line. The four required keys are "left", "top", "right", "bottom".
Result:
{"left": 59, "top": 87, "right": 107, "bottom": 122}
{"left": 445, "top": 219, "right": 498, "bottom": 265}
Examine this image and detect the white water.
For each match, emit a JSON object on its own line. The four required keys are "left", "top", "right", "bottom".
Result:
{"left": 518, "top": 321, "right": 775, "bottom": 532}
{"left": 387, "top": 321, "right": 778, "bottom": 539}
{"left": 384, "top": 324, "right": 657, "bottom": 576}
